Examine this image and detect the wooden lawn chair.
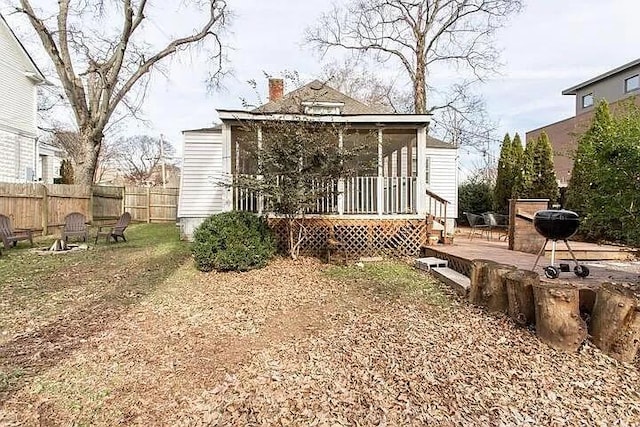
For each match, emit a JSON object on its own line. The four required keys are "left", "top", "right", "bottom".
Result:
{"left": 95, "top": 212, "right": 131, "bottom": 244}
{"left": 0, "top": 214, "right": 34, "bottom": 249}
{"left": 62, "top": 212, "right": 88, "bottom": 243}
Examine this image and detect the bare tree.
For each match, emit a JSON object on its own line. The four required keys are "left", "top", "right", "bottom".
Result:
{"left": 320, "top": 59, "right": 413, "bottom": 113}
{"left": 113, "top": 134, "right": 175, "bottom": 185}
{"left": 306, "top": 0, "right": 522, "bottom": 114}
{"left": 11, "top": 0, "right": 228, "bottom": 184}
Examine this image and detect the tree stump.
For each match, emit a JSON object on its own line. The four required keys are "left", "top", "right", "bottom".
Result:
{"left": 469, "top": 259, "right": 496, "bottom": 305}
{"left": 505, "top": 269, "right": 539, "bottom": 326}
{"left": 532, "top": 283, "right": 587, "bottom": 352}
{"left": 589, "top": 283, "right": 640, "bottom": 363}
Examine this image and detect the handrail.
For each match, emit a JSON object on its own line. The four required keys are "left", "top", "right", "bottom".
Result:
{"left": 425, "top": 188, "right": 450, "bottom": 205}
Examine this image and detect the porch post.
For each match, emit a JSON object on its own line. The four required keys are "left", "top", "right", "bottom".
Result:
{"left": 222, "top": 123, "right": 233, "bottom": 211}
{"left": 257, "top": 126, "right": 264, "bottom": 215}
{"left": 337, "top": 129, "right": 345, "bottom": 215}
{"left": 416, "top": 126, "right": 427, "bottom": 216}
{"left": 377, "top": 128, "right": 384, "bottom": 216}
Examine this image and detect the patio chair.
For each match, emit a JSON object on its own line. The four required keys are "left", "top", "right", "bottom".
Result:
{"left": 62, "top": 212, "right": 88, "bottom": 243}
{"left": 464, "top": 212, "right": 488, "bottom": 240}
{"left": 0, "top": 214, "right": 33, "bottom": 249}
{"left": 95, "top": 212, "right": 131, "bottom": 244}
{"left": 483, "top": 212, "right": 509, "bottom": 241}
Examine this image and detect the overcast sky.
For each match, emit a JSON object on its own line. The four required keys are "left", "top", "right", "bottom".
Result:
{"left": 3, "top": 0, "right": 639, "bottom": 176}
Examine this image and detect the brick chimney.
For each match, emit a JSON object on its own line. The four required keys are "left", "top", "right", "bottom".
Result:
{"left": 268, "top": 78, "right": 284, "bottom": 102}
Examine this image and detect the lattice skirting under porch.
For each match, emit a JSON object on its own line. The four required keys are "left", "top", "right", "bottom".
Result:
{"left": 268, "top": 218, "right": 429, "bottom": 259}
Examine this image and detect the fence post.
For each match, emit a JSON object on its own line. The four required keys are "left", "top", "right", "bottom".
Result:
{"left": 88, "top": 186, "right": 94, "bottom": 224}
{"left": 121, "top": 186, "right": 125, "bottom": 215}
{"left": 146, "top": 186, "right": 151, "bottom": 223}
{"left": 40, "top": 184, "right": 48, "bottom": 236}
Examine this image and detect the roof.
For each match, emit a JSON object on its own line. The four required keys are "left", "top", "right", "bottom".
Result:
{"left": 0, "top": 13, "right": 46, "bottom": 83}
{"left": 254, "top": 79, "right": 387, "bottom": 115}
{"left": 217, "top": 109, "right": 431, "bottom": 126}
{"left": 182, "top": 124, "right": 222, "bottom": 133}
{"left": 562, "top": 58, "right": 640, "bottom": 95}
{"left": 426, "top": 136, "right": 456, "bottom": 149}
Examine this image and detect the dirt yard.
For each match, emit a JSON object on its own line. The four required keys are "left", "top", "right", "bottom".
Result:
{"left": 0, "top": 224, "right": 638, "bottom": 426}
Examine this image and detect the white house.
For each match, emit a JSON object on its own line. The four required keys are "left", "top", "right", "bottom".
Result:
{"left": 178, "top": 79, "right": 458, "bottom": 255}
{"left": 0, "top": 14, "right": 50, "bottom": 183}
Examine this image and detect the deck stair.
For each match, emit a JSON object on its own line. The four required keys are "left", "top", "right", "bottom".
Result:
{"left": 414, "top": 257, "right": 470, "bottom": 297}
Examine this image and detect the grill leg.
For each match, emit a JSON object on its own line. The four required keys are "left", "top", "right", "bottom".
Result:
{"left": 563, "top": 239, "right": 581, "bottom": 267}
{"left": 550, "top": 240, "right": 557, "bottom": 266}
{"left": 532, "top": 239, "right": 549, "bottom": 271}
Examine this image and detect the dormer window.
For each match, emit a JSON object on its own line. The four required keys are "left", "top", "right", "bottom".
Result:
{"left": 301, "top": 101, "right": 344, "bottom": 115}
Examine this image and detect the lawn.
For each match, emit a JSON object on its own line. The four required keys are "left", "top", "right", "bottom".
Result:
{"left": 0, "top": 224, "right": 638, "bottom": 426}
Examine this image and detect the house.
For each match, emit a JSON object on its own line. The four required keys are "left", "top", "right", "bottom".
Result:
{"left": 0, "top": 14, "right": 48, "bottom": 183}
{"left": 527, "top": 58, "right": 640, "bottom": 186}
{"left": 178, "top": 79, "right": 459, "bottom": 257}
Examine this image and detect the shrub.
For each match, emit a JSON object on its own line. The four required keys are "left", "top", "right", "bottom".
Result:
{"left": 458, "top": 178, "right": 493, "bottom": 225}
{"left": 192, "top": 212, "right": 276, "bottom": 272}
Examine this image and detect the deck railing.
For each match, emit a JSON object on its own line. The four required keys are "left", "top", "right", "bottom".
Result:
{"left": 233, "top": 175, "right": 419, "bottom": 215}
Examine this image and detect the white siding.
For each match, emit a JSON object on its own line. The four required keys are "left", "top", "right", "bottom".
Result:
{"left": 178, "top": 130, "right": 228, "bottom": 238}
{"left": 426, "top": 147, "right": 458, "bottom": 219}
{"left": 0, "top": 127, "right": 35, "bottom": 182}
{"left": 0, "top": 19, "right": 38, "bottom": 135}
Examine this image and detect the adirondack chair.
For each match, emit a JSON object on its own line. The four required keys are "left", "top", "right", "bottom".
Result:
{"left": 95, "top": 212, "right": 131, "bottom": 243}
{"left": 0, "top": 214, "right": 33, "bottom": 249}
{"left": 62, "top": 212, "right": 89, "bottom": 242}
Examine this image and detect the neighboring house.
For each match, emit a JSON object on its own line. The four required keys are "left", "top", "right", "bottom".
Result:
{"left": 178, "top": 78, "right": 459, "bottom": 255}
{"left": 527, "top": 58, "right": 640, "bottom": 186}
{"left": 0, "top": 14, "right": 47, "bottom": 183}
{"left": 37, "top": 141, "right": 63, "bottom": 183}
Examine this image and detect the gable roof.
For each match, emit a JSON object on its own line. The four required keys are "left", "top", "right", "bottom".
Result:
{"left": 0, "top": 13, "right": 46, "bottom": 83}
{"left": 254, "top": 79, "right": 386, "bottom": 115}
{"left": 562, "top": 57, "right": 640, "bottom": 95}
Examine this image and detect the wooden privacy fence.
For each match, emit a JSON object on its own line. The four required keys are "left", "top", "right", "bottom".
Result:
{"left": 124, "top": 186, "right": 179, "bottom": 223}
{"left": 0, "top": 183, "right": 178, "bottom": 236}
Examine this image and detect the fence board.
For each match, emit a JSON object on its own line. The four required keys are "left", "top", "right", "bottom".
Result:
{"left": 0, "top": 183, "right": 179, "bottom": 235}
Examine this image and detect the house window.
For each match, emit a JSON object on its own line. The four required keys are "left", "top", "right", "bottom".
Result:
{"left": 582, "top": 93, "right": 594, "bottom": 108}
{"left": 625, "top": 75, "right": 639, "bottom": 93}
{"left": 426, "top": 157, "right": 430, "bottom": 185}
{"left": 301, "top": 101, "right": 344, "bottom": 115}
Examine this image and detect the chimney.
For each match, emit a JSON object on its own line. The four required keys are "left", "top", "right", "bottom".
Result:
{"left": 268, "top": 78, "right": 284, "bottom": 102}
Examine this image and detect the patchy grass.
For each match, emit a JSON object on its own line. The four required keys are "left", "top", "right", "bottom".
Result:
{"left": 324, "top": 261, "right": 450, "bottom": 306}
{"left": 0, "top": 241, "right": 638, "bottom": 426}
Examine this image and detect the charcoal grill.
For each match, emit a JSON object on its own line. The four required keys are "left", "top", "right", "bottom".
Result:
{"left": 531, "top": 209, "right": 590, "bottom": 279}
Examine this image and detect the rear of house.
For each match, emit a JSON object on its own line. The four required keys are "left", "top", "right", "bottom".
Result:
{"left": 178, "top": 79, "right": 458, "bottom": 256}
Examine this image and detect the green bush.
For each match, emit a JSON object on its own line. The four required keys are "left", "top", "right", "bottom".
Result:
{"left": 458, "top": 178, "right": 493, "bottom": 225}
{"left": 192, "top": 212, "right": 276, "bottom": 272}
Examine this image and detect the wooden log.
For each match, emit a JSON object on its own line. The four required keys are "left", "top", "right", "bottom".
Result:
{"left": 484, "top": 263, "right": 517, "bottom": 313}
{"left": 589, "top": 283, "right": 640, "bottom": 363}
{"left": 533, "top": 283, "right": 587, "bottom": 352}
{"left": 505, "top": 269, "right": 540, "bottom": 326}
{"left": 469, "top": 259, "right": 496, "bottom": 305}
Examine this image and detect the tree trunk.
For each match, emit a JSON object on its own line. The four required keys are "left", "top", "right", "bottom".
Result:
{"left": 505, "top": 269, "right": 539, "bottom": 326}
{"left": 74, "top": 131, "right": 102, "bottom": 185}
{"left": 483, "top": 263, "right": 517, "bottom": 313}
{"left": 469, "top": 259, "right": 496, "bottom": 305}
{"left": 413, "top": 63, "right": 426, "bottom": 114}
{"left": 533, "top": 283, "right": 587, "bottom": 352}
{"left": 589, "top": 283, "right": 640, "bottom": 363}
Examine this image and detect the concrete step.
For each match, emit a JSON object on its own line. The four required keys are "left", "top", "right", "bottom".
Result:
{"left": 430, "top": 267, "right": 470, "bottom": 297}
{"left": 414, "top": 257, "right": 448, "bottom": 271}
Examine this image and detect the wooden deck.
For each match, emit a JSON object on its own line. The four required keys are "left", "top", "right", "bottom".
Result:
{"left": 424, "top": 235, "right": 640, "bottom": 288}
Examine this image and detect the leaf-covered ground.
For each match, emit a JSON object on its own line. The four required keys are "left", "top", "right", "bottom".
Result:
{"left": 0, "top": 225, "right": 638, "bottom": 426}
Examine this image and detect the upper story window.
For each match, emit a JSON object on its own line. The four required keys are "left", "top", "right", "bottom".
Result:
{"left": 301, "top": 101, "right": 344, "bottom": 115}
{"left": 625, "top": 75, "right": 639, "bottom": 93}
{"left": 582, "top": 93, "right": 594, "bottom": 108}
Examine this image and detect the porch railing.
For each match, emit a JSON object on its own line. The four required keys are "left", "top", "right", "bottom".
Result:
{"left": 233, "top": 175, "right": 418, "bottom": 215}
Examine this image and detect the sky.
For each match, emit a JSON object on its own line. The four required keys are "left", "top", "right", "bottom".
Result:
{"left": 2, "top": 0, "right": 639, "bottom": 177}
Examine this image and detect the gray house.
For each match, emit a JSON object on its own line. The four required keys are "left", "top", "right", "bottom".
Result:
{"left": 527, "top": 58, "right": 640, "bottom": 186}
{"left": 178, "top": 79, "right": 459, "bottom": 256}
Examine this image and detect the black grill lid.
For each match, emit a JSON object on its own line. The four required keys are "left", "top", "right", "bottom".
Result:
{"left": 533, "top": 209, "right": 580, "bottom": 240}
